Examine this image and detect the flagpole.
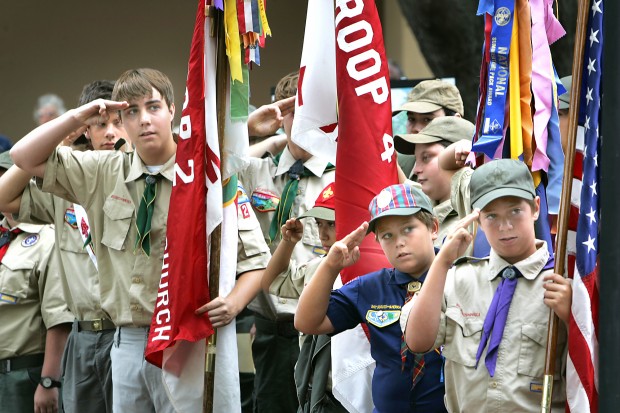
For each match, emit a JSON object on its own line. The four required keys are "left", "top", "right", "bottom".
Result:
{"left": 203, "top": 4, "right": 227, "bottom": 413}
{"left": 540, "top": 0, "right": 590, "bottom": 411}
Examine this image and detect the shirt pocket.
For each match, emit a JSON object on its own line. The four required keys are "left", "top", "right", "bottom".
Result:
{"left": 101, "top": 197, "right": 134, "bottom": 251}
{"left": 0, "top": 260, "right": 36, "bottom": 303}
{"left": 238, "top": 210, "right": 269, "bottom": 257}
{"left": 59, "top": 220, "right": 87, "bottom": 254}
{"left": 442, "top": 307, "right": 483, "bottom": 367}
{"left": 517, "top": 323, "right": 547, "bottom": 378}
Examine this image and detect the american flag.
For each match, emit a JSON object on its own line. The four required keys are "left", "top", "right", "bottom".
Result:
{"left": 566, "top": 1, "right": 602, "bottom": 411}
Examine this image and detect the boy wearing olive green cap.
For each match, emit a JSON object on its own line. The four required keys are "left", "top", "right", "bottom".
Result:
{"left": 402, "top": 159, "right": 570, "bottom": 412}
{"left": 396, "top": 116, "right": 476, "bottom": 247}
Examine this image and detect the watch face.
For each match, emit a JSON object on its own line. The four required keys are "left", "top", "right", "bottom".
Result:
{"left": 42, "top": 377, "right": 52, "bottom": 388}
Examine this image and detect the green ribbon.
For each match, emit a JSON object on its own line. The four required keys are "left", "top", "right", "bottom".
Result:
{"left": 135, "top": 174, "right": 160, "bottom": 256}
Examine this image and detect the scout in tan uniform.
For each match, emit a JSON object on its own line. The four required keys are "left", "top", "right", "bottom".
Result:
{"left": 238, "top": 71, "right": 335, "bottom": 413}
{"left": 0, "top": 152, "right": 74, "bottom": 413}
{"left": 0, "top": 80, "right": 126, "bottom": 413}
{"left": 11, "top": 68, "right": 178, "bottom": 412}
{"left": 403, "top": 159, "right": 571, "bottom": 412}
{"left": 393, "top": 79, "right": 465, "bottom": 178}
{"left": 395, "top": 116, "right": 475, "bottom": 248}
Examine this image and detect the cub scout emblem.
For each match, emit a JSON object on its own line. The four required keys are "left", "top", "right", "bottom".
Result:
{"left": 366, "top": 310, "right": 401, "bottom": 328}
{"left": 22, "top": 234, "right": 39, "bottom": 247}
{"left": 64, "top": 208, "right": 78, "bottom": 229}
{"left": 250, "top": 189, "right": 280, "bottom": 212}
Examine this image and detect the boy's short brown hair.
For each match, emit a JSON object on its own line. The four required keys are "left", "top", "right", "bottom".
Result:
{"left": 274, "top": 71, "right": 299, "bottom": 101}
{"left": 112, "top": 68, "right": 174, "bottom": 108}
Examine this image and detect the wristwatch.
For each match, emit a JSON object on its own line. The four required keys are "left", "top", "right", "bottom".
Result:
{"left": 40, "top": 376, "right": 62, "bottom": 389}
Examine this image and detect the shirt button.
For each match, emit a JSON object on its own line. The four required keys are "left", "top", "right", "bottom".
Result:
{"left": 279, "top": 298, "right": 287, "bottom": 304}
{"left": 130, "top": 304, "right": 139, "bottom": 311}
{"left": 491, "top": 381, "right": 498, "bottom": 389}
{"left": 132, "top": 277, "right": 142, "bottom": 284}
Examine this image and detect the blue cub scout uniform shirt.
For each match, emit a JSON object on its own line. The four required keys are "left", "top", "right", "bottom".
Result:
{"left": 326, "top": 268, "right": 447, "bottom": 413}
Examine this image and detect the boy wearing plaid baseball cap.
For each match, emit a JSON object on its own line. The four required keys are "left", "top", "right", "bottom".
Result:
{"left": 296, "top": 184, "right": 447, "bottom": 413}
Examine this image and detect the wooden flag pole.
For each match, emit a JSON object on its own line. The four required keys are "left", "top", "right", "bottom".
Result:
{"left": 540, "top": 0, "right": 590, "bottom": 411}
{"left": 203, "top": 4, "right": 228, "bottom": 413}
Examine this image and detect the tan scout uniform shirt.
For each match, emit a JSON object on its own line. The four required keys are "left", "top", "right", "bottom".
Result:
{"left": 236, "top": 184, "right": 271, "bottom": 276}
{"left": 401, "top": 241, "right": 566, "bottom": 412}
{"left": 238, "top": 147, "right": 335, "bottom": 319}
{"left": 0, "top": 220, "right": 73, "bottom": 359}
{"left": 41, "top": 147, "right": 173, "bottom": 327}
{"left": 18, "top": 182, "right": 103, "bottom": 321}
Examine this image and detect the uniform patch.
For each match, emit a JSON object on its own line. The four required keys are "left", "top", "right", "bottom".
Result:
{"left": 239, "top": 203, "right": 251, "bottom": 220}
{"left": 21, "top": 234, "right": 39, "bottom": 247}
{"left": 250, "top": 189, "right": 280, "bottom": 212}
{"left": 237, "top": 184, "right": 250, "bottom": 204}
{"left": 366, "top": 309, "right": 401, "bottom": 328}
{"left": 0, "top": 293, "right": 18, "bottom": 304}
{"left": 530, "top": 382, "right": 543, "bottom": 393}
{"left": 312, "top": 246, "right": 327, "bottom": 256}
{"left": 64, "top": 208, "right": 77, "bottom": 229}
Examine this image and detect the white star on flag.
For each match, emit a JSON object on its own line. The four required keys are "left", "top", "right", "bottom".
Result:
{"left": 589, "top": 29, "right": 599, "bottom": 47}
{"left": 593, "top": 153, "right": 598, "bottom": 166}
{"left": 584, "top": 115, "right": 590, "bottom": 131}
{"left": 592, "top": 0, "right": 602, "bottom": 16}
{"left": 587, "top": 58, "right": 597, "bottom": 75}
{"left": 586, "top": 207, "right": 597, "bottom": 224}
{"left": 590, "top": 181, "right": 597, "bottom": 196}
{"left": 586, "top": 87, "right": 593, "bottom": 105}
{"left": 582, "top": 234, "right": 596, "bottom": 253}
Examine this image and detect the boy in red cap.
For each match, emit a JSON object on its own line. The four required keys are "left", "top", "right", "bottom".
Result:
{"left": 261, "top": 182, "right": 345, "bottom": 412}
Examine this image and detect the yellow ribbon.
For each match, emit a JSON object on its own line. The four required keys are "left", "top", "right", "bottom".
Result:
{"left": 509, "top": 7, "right": 523, "bottom": 162}
{"left": 224, "top": 0, "right": 243, "bottom": 82}
{"left": 258, "top": 0, "right": 271, "bottom": 37}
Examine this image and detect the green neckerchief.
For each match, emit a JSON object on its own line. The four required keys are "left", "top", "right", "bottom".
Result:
{"left": 268, "top": 153, "right": 334, "bottom": 242}
{"left": 135, "top": 174, "right": 160, "bottom": 256}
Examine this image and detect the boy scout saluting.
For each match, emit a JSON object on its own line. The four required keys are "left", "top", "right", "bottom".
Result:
{"left": 238, "top": 71, "right": 335, "bottom": 413}
{"left": 0, "top": 151, "right": 74, "bottom": 413}
{"left": 0, "top": 80, "right": 125, "bottom": 413}
{"left": 11, "top": 68, "right": 178, "bottom": 412}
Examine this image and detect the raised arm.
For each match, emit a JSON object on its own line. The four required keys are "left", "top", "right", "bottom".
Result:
{"left": 0, "top": 166, "right": 32, "bottom": 213}
{"left": 247, "top": 96, "right": 295, "bottom": 138}
{"left": 260, "top": 218, "right": 302, "bottom": 292}
{"left": 11, "top": 99, "right": 127, "bottom": 177}
{"left": 405, "top": 210, "right": 479, "bottom": 352}
{"left": 438, "top": 139, "right": 473, "bottom": 171}
{"left": 295, "top": 222, "right": 368, "bottom": 335}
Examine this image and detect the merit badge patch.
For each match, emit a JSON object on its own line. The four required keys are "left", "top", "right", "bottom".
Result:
{"left": 237, "top": 184, "right": 250, "bottom": 205}
{"left": 250, "top": 189, "right": 280, "bottom": 212}
{"left": 64, "top": 208, "right": 77, "bottom": 229}
{"left": 0, "top": 293, "right": 18, "bottom": 304}
{"left": 22, "top": 234, "right": 39, "bottom": 247}
{"left": 366, "top": 310, "right": 401, "bottom": 328}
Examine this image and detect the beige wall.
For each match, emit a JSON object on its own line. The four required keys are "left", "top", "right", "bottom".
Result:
{"left": 0, "top": 1, "right": 428, "bottom": 143}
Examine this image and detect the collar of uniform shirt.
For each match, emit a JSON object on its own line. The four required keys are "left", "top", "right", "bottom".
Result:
{"left": 125, "top": 152, "right": 176, "bottom": 183}
{"left": 274, "top": 146, "right": 330, "bottom": 178}
{"left": 486, "top": 240, "right": 549, "bottom": 281}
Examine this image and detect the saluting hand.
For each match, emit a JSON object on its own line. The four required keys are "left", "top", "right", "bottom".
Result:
{"left": 76, "top": 98, "right": 129, "bottom": 126}
{"left": 281, "top": 218, "right": 303, "bottom": 244}
{"left": 324, "top": 222, "right": 368, "bottom": 271}
{"left": 453, "top": 139, "right": 473, "bottom": 167}
{"left": 247, "top": 96, "right": 295, "bottom": 137}
{"left": 438, "top": 209, "right": 479, "bottom": 265}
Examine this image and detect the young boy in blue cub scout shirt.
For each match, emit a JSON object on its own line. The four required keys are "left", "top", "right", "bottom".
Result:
{"left": 403, "top": 159, "right": 571, "bottom": 412}
{"left": 296, "top": 184, "right": 447, "bottom": 413}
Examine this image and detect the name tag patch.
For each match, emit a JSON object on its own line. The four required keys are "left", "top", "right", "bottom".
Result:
{"left": 0, "top": 293, "right": 18, "bottom": 304}
{"left": 250, "top": 189, "right": 280, "bottom": 212}
{"left": 366, "top": 310, "right": 401, "bottom": 328}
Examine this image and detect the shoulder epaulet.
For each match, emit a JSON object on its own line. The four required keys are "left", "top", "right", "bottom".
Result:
{"left": 453, "top": 255, "right": 489, "bottom": 266}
